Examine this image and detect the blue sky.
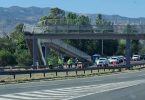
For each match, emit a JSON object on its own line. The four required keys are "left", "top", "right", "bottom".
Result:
{"left": 0, "top": 0, "right": 144, "bottom": 18}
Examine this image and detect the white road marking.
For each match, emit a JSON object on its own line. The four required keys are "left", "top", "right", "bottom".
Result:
{"left": 138, "top": 74, "right": 145, "bottom": 77}
{"left": 83, "top": 79, "right": 102, "bottom": 83}
{"left": 0, "top": 79, "right": 145, "bottom": 100}
{"left": 119, "top": 76, "right": 129, "bottom": 79}
{"left": 66, "top": 79, "right": 145, "bottom": 100}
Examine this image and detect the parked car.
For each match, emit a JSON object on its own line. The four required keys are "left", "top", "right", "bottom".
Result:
{"left": 92, "top": 54, "right": 101, "bottom": 63}
{"left": 96, "top": 58, "right": 109, "bottom": 67}
{"left": 132, "top": 55, "right": 140, "bottom": 61}
{"left": 118, "top": 56, "right": 125, "bottom": 63}
{"left": 108, "top": 56, "right": 120, "bottom": 64}
{"left": 140, "top": 54, "right": 145, "bottom": 60}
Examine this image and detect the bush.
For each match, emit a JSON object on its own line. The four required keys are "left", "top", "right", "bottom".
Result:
{"left": 0, "top": 50, "right": 17, "bottom": 66}
{"left": 15, "top": 50, "right": 32, "bottom": 66}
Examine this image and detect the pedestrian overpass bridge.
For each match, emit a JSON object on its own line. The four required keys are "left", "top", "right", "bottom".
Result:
{"left": 23, "top": 24, "right": 145, "bottom": 67}
{"left": 24, "top": 24, "right": 145, "bottom": 40}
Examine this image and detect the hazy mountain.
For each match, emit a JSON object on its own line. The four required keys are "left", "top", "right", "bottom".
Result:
{"left": 87, "top": 14, "right": 145, "bottom": 25}
{"left": 0, "top": 6, "right": 51, "bottom": 35}
{"left": 0, "top": 6, "right": 145, "bottom": 35}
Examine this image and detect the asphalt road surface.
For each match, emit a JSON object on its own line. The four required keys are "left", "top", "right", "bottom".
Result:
{"left": 0, "top": 70, "right": 145, "bottom": 100}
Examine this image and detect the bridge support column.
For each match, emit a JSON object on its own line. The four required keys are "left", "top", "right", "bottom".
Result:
{"left": 45, "top": 46, "right": 50, "bottom": 66}
{"left": 32, "top": 38, "right": 38, "bottom": 67}
{"left": 125, "top": 39, "right": 131, "bottom": 68}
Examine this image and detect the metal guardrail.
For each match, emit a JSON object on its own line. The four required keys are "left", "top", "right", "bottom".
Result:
{"left": 0, "top": 63, "right": 145, "bottom": 79}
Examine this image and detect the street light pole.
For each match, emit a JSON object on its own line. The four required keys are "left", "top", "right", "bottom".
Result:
{"left": 101, "top": 39, "right": 104, "bottom": 55}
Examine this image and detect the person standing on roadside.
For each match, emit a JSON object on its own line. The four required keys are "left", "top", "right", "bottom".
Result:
{"left": 74, "top": 58, "right": 78, "bottom": 68}
{"left": 58, "top": 57, "right": 64, "bottom": 69}
{"left": 67, "top": 58, "right": 73, "bottom": 68}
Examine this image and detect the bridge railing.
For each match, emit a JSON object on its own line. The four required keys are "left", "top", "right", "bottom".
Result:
{"left": 43, "top": 39, "right": 92, "bottom": 62}
{"left": 23, "top": 24, "right": 145, "bottom": 34}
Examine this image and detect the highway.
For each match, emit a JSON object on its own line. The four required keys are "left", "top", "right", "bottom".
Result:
{"left": 0, "top": 70, "right": 145, "bottom": 100}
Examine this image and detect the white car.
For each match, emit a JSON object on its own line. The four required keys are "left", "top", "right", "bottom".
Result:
{"left": 108, "top": 56, "right": 120, "bottom": 64}
{"left": 132, "top": 55, "right": 140, "bottom": 61}
{"left": 96, "top": 58, "right": 109, "bottom": 67}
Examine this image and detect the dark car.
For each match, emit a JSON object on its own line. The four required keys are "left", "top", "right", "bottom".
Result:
{"left": 140, "top": 54, "right": 145, "bottom": 60}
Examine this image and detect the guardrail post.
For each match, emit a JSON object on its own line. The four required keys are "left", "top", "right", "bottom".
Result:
{"left": 76, "top": 70, "right": 78, "bottom": 75}
{"left": 109, "top": 69, "right": 110, "bottom": 71}
{"left": 43, "top": 72, "right": 45, "bottom": 78}
{"left": 56, "top": 72, "right": 58, "bottom": 76}
{"left": 140, "top": 65, "right": 142, "bottom": 69}
{"left": 30, "top": 73, "right": 32, "bottom": 78}
{"left": 84, "top": 70, "right": 85, "bottom": 74}
{"left": 13, "top": 74, "right": 15, "bottom": 79}
{"left": 112, "top": 69, "right": 115, "bottom": 72}
{"left": 98, "top": 69, "right": 99, "bottom": 73}
{"left": 119, "top": 68, "right": 121, "bottom": 72}
{"left": 91, "top": 69, "right": 93, "bottom": 73}
{"left": 66, "top": 71, "right": 68, "bottom": 76}
{"left": 104, "top": 68, "right": 105, "bottom": 72}
{"left": 139, "top": 65, "right": 141, "bottom": 70}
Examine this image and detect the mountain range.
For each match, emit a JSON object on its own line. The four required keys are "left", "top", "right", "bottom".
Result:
{"left": 0, "top": 6, "right": 145, "bottom": 35}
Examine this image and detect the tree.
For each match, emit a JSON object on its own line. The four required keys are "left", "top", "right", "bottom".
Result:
{"left": 47, "top": 49, "right": 59, "bottom": 68}
{"left": 66, "top": 12, "right": 78, "bottom": 25}
{"left": 39, "top": 16, "right": 49, "bottom": 26}
{"left": 132, "top": 40, "right": 141, "bottom": 54}
{"left": 38, "top": 8, "right": 66, "bottom": 66}
{"left": 116, "top": 40, "right": 126, "bottom": 55}
{"left": 139, "top": 47, "right": 145, "bottom": 54}
{"left": 10, "top": 24, "right": 32, "bottom": 66}
{"left": 66, "top": 14, "right": 96, "bottom": 55}
{"left": 10, "top": 24, "right": 27, "bottom": 50}
{"left": 0, "top": 23, "right": 32, "bottom": 66}
{"left": 77, "top": 15, "right": 90, "bottom": 25}
{"left": 0, "top": 50, "right": 17, "bottom": 66}
{"left": 15, "top": 50, "right": 32, "bottom": 66}
{"left": 95, "top": 14, "right": 118, "bottom": 55}
{"left": 39, "top": 8, "right": 65, "bottom": 26}
{"left": 0, "top": 37, "right": 16, "bottom": 53}
{"left": 124, "top": 24, "right": 137, "bottom": 34}
{"left": 96, "top": 14, "right": 104, "bottom": 27}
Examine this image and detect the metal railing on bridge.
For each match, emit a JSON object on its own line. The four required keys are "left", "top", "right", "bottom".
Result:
{"left": 23, "top": 24, "right": 145, "bottom": 34}
{"left": 41, "top": 39, "right": 92, "bottom": 62}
